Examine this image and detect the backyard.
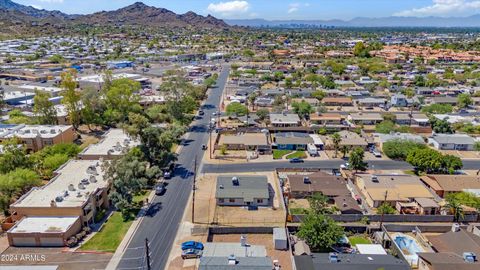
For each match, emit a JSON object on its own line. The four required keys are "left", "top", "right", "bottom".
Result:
{"left": 349, "top": 235, "right": 372, "bottom": 246}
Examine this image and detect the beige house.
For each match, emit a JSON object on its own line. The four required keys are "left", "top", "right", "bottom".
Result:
{"left": 0, "top": 124, "right": 76, "bottom": 152}
{"left": 355, "top": 174, "right": 435, "bottom": 209}
{"left": 79, "top": 128, "right": 140, "bottom": 160}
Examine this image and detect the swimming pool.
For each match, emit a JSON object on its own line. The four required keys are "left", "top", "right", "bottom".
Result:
{"left": 392, "top": 233, "right": 425, "bottom": 266}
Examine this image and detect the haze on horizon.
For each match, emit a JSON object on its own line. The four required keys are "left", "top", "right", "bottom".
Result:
{"left": 12, "top": 0, "right": 480, "bottom": 20}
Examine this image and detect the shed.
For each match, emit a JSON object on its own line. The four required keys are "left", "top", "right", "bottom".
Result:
{"left": 273, "top": 227, "right": 288, "bottom": 250}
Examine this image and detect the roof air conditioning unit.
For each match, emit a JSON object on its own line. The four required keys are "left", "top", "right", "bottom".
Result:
{"left": 232, "top": 177, "right": 240, "bottom": 186}
{"left": 371, "top": 175, "right": 379, "bottom": 183}
{"left": 78, "top": 183, "right": 85, "bottom": 190}
{"left": 89, "top": 175, "right": 97, "bottom": 183}
{"left": 55, "top": 195, "right": 63, "bottom": 202}
{"left": 68, "top": 184, "right": 75, "bottom": 191}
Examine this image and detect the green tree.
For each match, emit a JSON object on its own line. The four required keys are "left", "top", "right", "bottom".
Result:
{"left": 457, "top": 93, "right": 473, "bottom": 109}
{"left": 103, "top": 78, "right": 142, "bottom": 125}
{"left": 292, "top": 101, "right": 313, "bottom": 118}
{"left": 331, "top": 133, "right": 341, "bottom": 158}
{"left": 308, "top": 193, "right": 333, "bottom": 215}
{"left": 226, "top": 103, "right": 248, "bottom": 116}
{"left": 375, "top": 121, "right": 396, "bottom": 134}
{"left": 61, "top": 69, "right": 82, "bottom": 129}
{"left": 349, "top": 147, "right": 368, "bottom": 172}
{"left": 474, "top": 141, "right": 480, "bottom": 151}
{"left": 311, "top": 90, "right": 326, "bottom": 101}
{"left": 421, "top": 104, "right": 453, "bottom": 114}
{"left": 445, "top": 193, "right": 465, "bottom": 222}
{"left": 297, "top": 213, "right": 344, "bottom": 252}
{"left": 0, "top": 139, "right": 31, "bottom": 174}
{"left": 81, "top": 87, "right": 105, "bottom": 129}
{"left": 0, "top": 169, "right": 41, "bottom": 215}
{"left": 33, "top": 90, "right": 57, "bottom": 125}
{"left": 429, "top": 117, "right": 453, "bottom": 134}
{"left": 406, "top": 148, "right": 444, "bottom": 173}
{"left": 49, "top": 54, "right": 65, "bottom": 64}
{"left": 256, "top": 108, "right": 269, "bottom": 121}
{"left": 377, "top": 203, "right": 396, "bottom": 214}
{"left": 353, "top": 42, "right": 370, "bottom": 58}
{"left": 382, "top": 139, "right": 426, "bottom": 160}
{"left": 104, "top": 150, "right": 159, "bottom": 219}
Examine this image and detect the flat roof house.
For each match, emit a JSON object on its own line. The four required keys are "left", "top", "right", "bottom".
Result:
{"left": 199, "top": 256, "right": 273, "bottom": 270}
{"left": 309, "top": 113, "right": 345, "bottom": 129}
{"left": 216, "top": 176, "right": 270, "bottom": 207}
{"left": 10, "top": 160, "right": 110, "bottom": 227}
{"left": 273, "top": 132, "right": 313, "bottom": 150}
{"left": 287, "top": 172, "right": 361, "bottom": 214}
{"left": 294, "top": 253, "right": 410, "bottom": 270}
{"left": 7, "top": 216, "right": 81, "bottom": 247}
{"left": 334, "top": 130, "right": 369, "bottom": 149}
{"left": 428, "top": 134, "right": 476, "bottom": 151}
{"left": 0, "top": 124, "right": 76, "bottom": 152}
{"left": 79, "top": 128, "right": 140, "bottom": 160}
{"left": 355, "top": 174, "right": 435, "bottom": 209}
{"left": 269, "top": 113, "right": 301, "bottom": 127}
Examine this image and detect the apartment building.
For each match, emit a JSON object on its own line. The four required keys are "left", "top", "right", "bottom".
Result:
{"left": 78, "top": 128, "right": 140, "bottom": 160}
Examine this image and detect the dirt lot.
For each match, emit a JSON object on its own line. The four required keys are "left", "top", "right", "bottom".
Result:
{"left": 193, "top": 172, "right": 286, "bottom": 227}
{"left": 211, "top": 234, "right": 292, "bottom": 270}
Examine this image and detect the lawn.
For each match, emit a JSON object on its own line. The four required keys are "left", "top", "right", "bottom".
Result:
{"left": 285, "top": 151, "right": 307, "bottom": 159}
{"left": 273, "top": 150, "right": 292, "bottom": 159}
{"left": 79, "top": 212, "right": 133, "bottom": 252}
{"left": 80, "top": 190, "right": 150, "bottom": 252}
{"left": 349, "top": 235, "right": 372, "bottom": 246}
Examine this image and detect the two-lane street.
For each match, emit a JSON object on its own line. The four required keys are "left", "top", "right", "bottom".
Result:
{"left": 116, "top": 65, "right": 230, "bottom": 270}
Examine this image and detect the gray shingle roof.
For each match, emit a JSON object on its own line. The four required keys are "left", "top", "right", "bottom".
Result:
{"left": 199, "top": 256, "right": 273, "bottom": 270}
{"left": 216, "top": 176, "right": 269, "bottom": 202}
{"left": 431, "top": 134, "right": 475, "bottom": 145}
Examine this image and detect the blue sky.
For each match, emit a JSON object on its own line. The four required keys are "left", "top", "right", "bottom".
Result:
{"left": 14, "top": 0, "right": 480, "bottom": 20}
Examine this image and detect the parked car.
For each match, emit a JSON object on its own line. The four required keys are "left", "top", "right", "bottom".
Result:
{"left": 198, "top": 110, "right": 205, "bottom": 116}
{"left": 181, "top": 248, "right": 203, "bottom": 259}
{"left": 163, "top": 163, "right": 176, "bottom": 179}
{"left": 181, "top": 241, "right": 204, "bottom": 250}
{"left": 372, "top": 150, "right": 382, "bottom": 158}
{"left": 155, "top": 183, "right": 165, "bottom": 195}
{"left": 289, "top": 158, "right": 304, "bottom": 163}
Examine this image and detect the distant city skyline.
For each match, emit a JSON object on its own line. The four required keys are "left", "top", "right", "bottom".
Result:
{"left": 13, "top": 0, "right": 480, "bottom": 20}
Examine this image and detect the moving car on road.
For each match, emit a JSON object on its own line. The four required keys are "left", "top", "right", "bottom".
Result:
{"left": 289, "top": 158, "right": 304, "bottom": 163}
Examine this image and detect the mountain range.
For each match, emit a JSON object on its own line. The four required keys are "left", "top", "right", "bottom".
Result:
{"left": 227, "top": 15, "right": 480, "bottom": 28}
{"left": 0, "top": 0, "right": 228, "bottom": 34}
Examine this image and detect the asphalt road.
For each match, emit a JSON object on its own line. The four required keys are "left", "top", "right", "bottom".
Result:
{"left": 116, "top": 65, "right": 230, "bottom": 270}
{"left": 202, "top": 159, "right": 480, "bottom": 173}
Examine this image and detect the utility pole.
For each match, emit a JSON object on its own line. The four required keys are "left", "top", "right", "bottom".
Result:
{"left": 379, "top": 190, "right": 388, "bottom": 247}
{"left": 192, "top": 156, "right": 197, "bottom": 223}
{"left": 209, "top": 128, "right": 213, "bottom": 159}
{"left": 145, "top": 238, "right": 151, "bottom": 270}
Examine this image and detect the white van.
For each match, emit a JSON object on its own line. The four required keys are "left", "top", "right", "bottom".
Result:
{"left": 307, "top": 143, "right": 318, "bottom": 157}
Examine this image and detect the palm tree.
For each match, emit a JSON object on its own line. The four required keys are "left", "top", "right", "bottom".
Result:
{"left": 331, "top": 133, "right": 341, "bottom": 158}
{"left": 445, "top": 195, "right": 464, "bottom": 222}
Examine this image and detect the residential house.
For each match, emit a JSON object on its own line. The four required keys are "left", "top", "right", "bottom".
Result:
{"left": 273, "top": 132, "right": 313, "bottom": 150}
{"left": 428, "top": 134, "right": 476, "bottom": 151}
{"left": 309, "top": 113, "right": 345, "bottom": 129}
{"left": 411, "top": 113, "right": 430, "bottom": 127}
{"left": 287, "top": 172, "right": 361, "bottom": 214}
{"left": 349, "top": 113, "right": 384, "bottom": 126}
{"left": 216, "top": 176, "right": 270, "bottom": 207}
{"left": 322, "top": 97, "right": 353, "bottom": 107}
{"left": 391, "top": 94, "right": 409, "bottom": 107}
{"left": 420, "top": 175, "right": 480, "bottom": 198}
{"left": 418, "top": 228, "right": 480, "bottom": 270}
{"left": 357, "top": 98, "right": 387, "bottom": 108}
{"left": 217, "top": 132, "right": 271, "bottom": 154}
{"left": 269, "top": 113, "right": 301, "bottom": 128}
{"left": 294, "top": 253, "right": 410, "bottom": 270}
{"left": 354, "top": 174, "right": 436, "bottom": 211}
{"left": 199, "top": 256, "right": 273, "bottom": 270}
{"left": 334, "top": 130, "right": 369, "bottom": 149}
{"left": 375, "top": 133, "right": 425, "bottom": 149}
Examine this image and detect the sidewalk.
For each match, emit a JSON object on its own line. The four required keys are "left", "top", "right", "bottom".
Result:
{"left": 105, "top": 190, "right": 156, "bottom": 270}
